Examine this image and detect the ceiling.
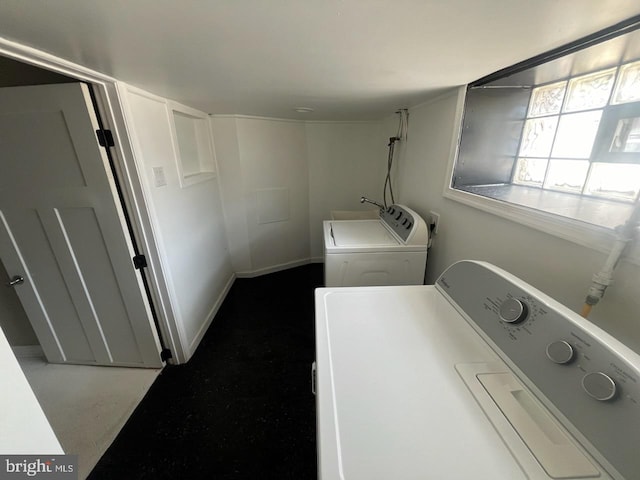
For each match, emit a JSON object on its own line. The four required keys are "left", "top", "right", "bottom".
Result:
{"left": 487, "top": 29, "right": 640, "bottom": 88}
{"left": 0, "top": 1, "right": 639, "bottom": 120}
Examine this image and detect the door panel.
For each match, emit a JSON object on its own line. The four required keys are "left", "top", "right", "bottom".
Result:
{"left": 0, "top": 210, "right": 86, "bottom": 363}
{"left": 0, "top": 83, "right": 162, "bottom": 367}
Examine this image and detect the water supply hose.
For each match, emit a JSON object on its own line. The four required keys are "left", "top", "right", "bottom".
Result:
{"left": 581, "top": 199, "right": 640, "bottom": 317}
{"left": 382, "top": 109, "right": 409, "bottom": 208}
{"left": 580, "top": 303, "right": 593, "bottom": 318}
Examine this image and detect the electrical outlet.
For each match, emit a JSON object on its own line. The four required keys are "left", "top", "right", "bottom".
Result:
{"left": 429, "top": 211, "right": 440, "bottom": 235}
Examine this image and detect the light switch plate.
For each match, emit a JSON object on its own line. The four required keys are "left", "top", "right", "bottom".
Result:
{"left": 152, "top": 167, "right": 167, "bottom": 187}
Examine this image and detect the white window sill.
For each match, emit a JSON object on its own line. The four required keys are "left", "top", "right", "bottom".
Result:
{"left": 179, "top": 171, "right": 216, "bottom": 188}
{"left": 443, "top": 185, "right": 640, "bottom": 266}
{"left": 457, "top": 184, "right": 635, "bottom": 230}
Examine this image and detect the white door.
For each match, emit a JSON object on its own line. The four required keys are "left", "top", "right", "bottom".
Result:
{"left": 0, "top": 83, "right": 162, "bottom": 367}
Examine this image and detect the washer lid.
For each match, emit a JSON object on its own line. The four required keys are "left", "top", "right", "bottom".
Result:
{"left": 330, "top": 220, "right": 399, "bottom": 247}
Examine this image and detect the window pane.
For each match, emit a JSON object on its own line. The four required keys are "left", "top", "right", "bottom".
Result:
{"left": 563, "top": 68, "right": 615, "bottom": 112}
{"left": 610, "top": 117, "right": 640, "bottom": 153}
{"left": 543, "top": 159, "right": 589, "bottom": 193}
{"left": 513, "top": 158, "right": 548, "bottom": 186}
{"left": 528, "top": 82, "right": 566, "bottom": 117}
{"left": 519, "top": 116, "right": 558, "bottom": 157}
{"left": 584, "top": 162, "right": 640, "bottom": 201}
{"left": 611, "top": 60, "right": 640, "bottom": 105}
{"left": 551, "top": 111, "right": 602, "bottom": 158}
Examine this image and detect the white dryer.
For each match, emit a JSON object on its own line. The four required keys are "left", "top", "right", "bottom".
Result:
{"left": 323, "top": 204, "right": 429, "bottom": 287}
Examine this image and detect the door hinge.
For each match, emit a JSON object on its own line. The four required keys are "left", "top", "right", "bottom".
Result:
{"left": 161, "top": 348, "right": 172, "bottom": 361}
{"left": 133, "top": 254, "right": 148, "bottom": 270}
{"left": 96, "top": 129, "right": 115, "bottom": 148}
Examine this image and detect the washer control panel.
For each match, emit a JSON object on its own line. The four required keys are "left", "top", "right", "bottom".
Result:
{"left": 437, "top": 260, "right": 640, "bottom": 480}
{"left": 546, "top": 340, "right": 575, "bottom": 364}
{"left": 380, "top": 204, "right": 416, "bottom": 242}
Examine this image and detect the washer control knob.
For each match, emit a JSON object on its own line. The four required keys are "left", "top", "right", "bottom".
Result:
{"left": 582, "top": 372, "right": 617, "bottom": 401}
{"left": 499, "top": 298, "right": 528, "bottom": 324}
{"left": 546, "top": 340, "right": 575, "bottom": 364}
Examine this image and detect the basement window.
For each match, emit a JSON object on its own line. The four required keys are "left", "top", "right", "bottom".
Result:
{"left": 512, "top": 64, "right": 640, "bottom": 202}
{"left": 449, "top": 22, "right": 640, "bottom": 238}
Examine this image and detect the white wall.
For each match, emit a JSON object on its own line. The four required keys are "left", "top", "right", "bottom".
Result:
{"left": 212, "top": 116, "right": 385, "bottom": 272}
{"left": 209, "top": 117, "right": 253, "bottom": 273}
{"left": 236, "top": 117, "right": 310, "bottom": 273}
{"left": 213, "top": 116, "right": 309, "bottom": 275}
{"left": 306, "top": 121, "right": 385, "bottom": 259}
{"left": 386, "top": 89, "right": 640, "bottom": 354}
{"left": 120, "top": 86, "right": 234, "bottom": 361}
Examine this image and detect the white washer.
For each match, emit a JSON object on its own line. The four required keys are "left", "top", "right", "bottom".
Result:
{"left": 323, "top": 204, "right": 428, "bottom": 287}
{"left": 314, "top": 261, "right": 640, "bottom": 479}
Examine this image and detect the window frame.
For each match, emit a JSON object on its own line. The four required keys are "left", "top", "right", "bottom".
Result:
{"left": 168, "top": 101, "right": 217, "bottom": 188}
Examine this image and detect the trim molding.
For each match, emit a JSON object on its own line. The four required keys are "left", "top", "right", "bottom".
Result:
{"left": 187, "top": 272, "right": 236, "bottom": 359}
{"left": 210, "top": 113, "right": 381, "bottom": 125}
{"left": 235, "top": 258, "right": 313, "bottom": 278}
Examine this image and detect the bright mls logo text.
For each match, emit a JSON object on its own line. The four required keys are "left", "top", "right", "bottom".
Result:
{"left": 1, "top": 456, "right": 76, "bottom": 479}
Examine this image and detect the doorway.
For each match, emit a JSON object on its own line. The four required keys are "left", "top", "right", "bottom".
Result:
{"left": 0, "top": 56, "right": 165, "bottom": 476}
{"left": 0, "top": 57, "right": 163, "bottom": 367}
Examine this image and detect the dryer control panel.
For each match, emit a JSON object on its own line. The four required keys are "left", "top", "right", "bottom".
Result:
{"left": 436, "top": 260, "right": 640, "bottom": 480}
{"left": 380, "top": 204, "right": 427, "bottom": 245}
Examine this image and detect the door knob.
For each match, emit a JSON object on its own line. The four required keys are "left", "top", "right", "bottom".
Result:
{"left": 7, "top": 275, "right": 24, "bottom": 287}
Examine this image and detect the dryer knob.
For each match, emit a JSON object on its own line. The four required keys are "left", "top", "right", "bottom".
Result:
{"left": 499, "top": 298, "right": 528, "bottom": 324}
{"left": 546, "top": 341, "right": 575, "bottom": 364}
{"left": 582, "top": 372, "right": 617, "bottom": 401}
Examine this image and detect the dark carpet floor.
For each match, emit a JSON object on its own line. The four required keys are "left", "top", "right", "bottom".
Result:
{"left": 88, "top": 264, "right": 321, "bottom": 480}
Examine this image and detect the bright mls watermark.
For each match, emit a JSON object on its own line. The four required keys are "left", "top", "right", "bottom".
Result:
{"left": 0, "top": 456, "right": 77, "bottom": 480}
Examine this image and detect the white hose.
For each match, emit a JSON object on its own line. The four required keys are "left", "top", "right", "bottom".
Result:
{"left": 582, "top": 199, "right": 640, "bottom": 314}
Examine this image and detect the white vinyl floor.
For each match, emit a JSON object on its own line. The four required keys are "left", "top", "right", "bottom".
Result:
{"left": 18, "top": 355, "right": 160, "bottom": 480}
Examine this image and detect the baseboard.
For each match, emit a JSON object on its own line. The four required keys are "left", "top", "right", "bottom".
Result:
{"left": 235, "top": 258, "right": 314, "bottom": 278}
{"left": 186, "top": 272, "right": 236, "bottom": 360}
{"left": 12, "top": 345, "right": 44, "bottom": 358}
{"left": 310, "top": 256, "right": 324, "bottom": 263}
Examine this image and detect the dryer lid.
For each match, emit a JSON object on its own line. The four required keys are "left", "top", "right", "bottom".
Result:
{"left": 330, "top": 220, "right": 399, "bottom": 247}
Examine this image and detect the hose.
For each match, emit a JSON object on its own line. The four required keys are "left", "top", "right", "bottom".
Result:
{"left": 580, "top": 303, "right": 593, "bottom": 318}
{"left": 383, "top": 137, "right": 398, "bottom": 208}
{"left": 581, "top": 199, "right": 640, "bottom": 317}
{"left": 382, "top": 109, "right": 409, "bottom": 208}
